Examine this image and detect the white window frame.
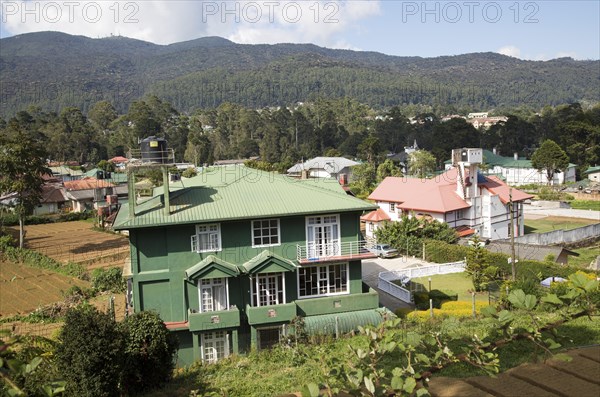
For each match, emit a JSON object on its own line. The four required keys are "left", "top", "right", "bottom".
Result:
{"left": 297, "top": 262, "right": 349, "bottom": 299}
{"left": 305, "top": 214, "right": 340, "bottom": 258}
{"left": 390, "top": 202, "right": 395, "bottom": 212}
{"left": 198, "top": 277, "right": 229, "bottom": 313}
{"left": 251, "top": 219, "right": 281, "bottom": 248}
{"left": 201, "top": 331, "right": 230, "bottom": 363}
{"left": 191, "top": 223, "right": 222, "bottom": 253}
{"left": 249, "top": 272, "right": 286, "bottom": 307}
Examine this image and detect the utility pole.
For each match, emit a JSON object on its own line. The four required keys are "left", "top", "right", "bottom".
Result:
{"left": 509, "top": 188, "right": 516, "bottom": 281}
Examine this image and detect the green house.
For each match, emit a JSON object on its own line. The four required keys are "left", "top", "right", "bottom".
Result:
{"left": 113, "top": 165, "right": 384, "bottom": 366}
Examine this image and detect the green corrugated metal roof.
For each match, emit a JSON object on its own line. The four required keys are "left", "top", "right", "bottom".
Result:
{"left": 303, "top": 308, "right": 392, "bottom": 336}
{"left": 113, "top": 166, "right": 376, "bottom": 230}
{"left": 243, "top": 250, "right": 296, "bottom": 274}
{"left": 445, "top": 150, "right": 576, "bottom": 170}
{"left": 584, "top": 166, "right": 600, "bottom": 174}
{"left": 185, "top": 255, "right": 240, "bottom": 280}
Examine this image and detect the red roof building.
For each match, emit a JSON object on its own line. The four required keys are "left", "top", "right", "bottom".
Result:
{"left": 64, "top": 177, "right": 115, "bottom": 191}
{"left": 368, "top": 152, "right": 533, "bottom": 240}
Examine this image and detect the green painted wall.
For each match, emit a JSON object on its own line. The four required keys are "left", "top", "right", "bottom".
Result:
{"left": 295, "top": 289, "right": 379, "bottom": 317}
{"left": 129, "top": 211, "right": 374, "bottom": 361}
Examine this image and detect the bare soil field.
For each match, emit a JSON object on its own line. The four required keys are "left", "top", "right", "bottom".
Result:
{"left": 9, "top": 221, "right": 129, "bottom": 269}
{"left": 0, "top": 261, "right": 89, "bottom": 317}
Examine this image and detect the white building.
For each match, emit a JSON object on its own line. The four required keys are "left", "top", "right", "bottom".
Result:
{"left": 444, "top": 150, "right": 577, "bottom": 186}
{"left": 287, "top": 157, "right": 360, "bottom": 185}
{"left": 367, "top": 148, "right": 533, "bottom": 240}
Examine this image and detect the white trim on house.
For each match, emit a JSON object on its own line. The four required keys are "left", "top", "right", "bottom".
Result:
{"left": 251, "top": 218, "right": 281, "bottom": 248}
{"left": 198, "top": 277, "right": 229, "bottom": 313}
{"left": 192, "top": 223, "right": 222, "bottom": 253}
{"left": 305, "top": 214, "right": 341, "bottom": 259}
{"left": 250, "top": 272, "right": 286, "bottom": 307}
{"left": 201, "top": 331, "right": 230, "bottom": 363}
{"left": 296, "top": 262, "right": 349, "bottom": 299}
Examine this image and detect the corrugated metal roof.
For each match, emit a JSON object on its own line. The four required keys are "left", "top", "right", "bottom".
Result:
{"left": 288, "top": 157, "right": 360, "bottom": 174}
{"left": 113, "top": 166, "right": 376, "bottom": 230}
{"left": 303, "top": 308, "right": 391, "bottom": 336}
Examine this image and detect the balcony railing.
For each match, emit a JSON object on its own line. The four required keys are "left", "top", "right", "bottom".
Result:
{"left": 297, "top": 240, "right": 376, "bottom": 263}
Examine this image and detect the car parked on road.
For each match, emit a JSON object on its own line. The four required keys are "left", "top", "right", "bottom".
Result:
{"left": 368, "top": 244, "right": 399, "bottom": 258}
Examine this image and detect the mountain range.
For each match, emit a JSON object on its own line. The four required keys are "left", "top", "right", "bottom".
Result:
{"left": 1, "top": 31, "right": 598, "bottom": 117}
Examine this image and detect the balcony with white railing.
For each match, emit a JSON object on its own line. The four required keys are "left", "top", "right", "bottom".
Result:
{"left": 296, "top": 240, "right": 376, "bottom": 263}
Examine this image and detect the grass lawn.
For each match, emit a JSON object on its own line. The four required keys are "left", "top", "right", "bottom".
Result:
{"left": 524, "top": 216, "right": 598, "bottom": 234}
{"left": 569, "top": 242, "right": 600, "bottom": 268}
{"left": 409, "top": 273, "right": 491, "bottom": 302}
{"left": 569, "top": 200, "right": 600, "bottom": 211}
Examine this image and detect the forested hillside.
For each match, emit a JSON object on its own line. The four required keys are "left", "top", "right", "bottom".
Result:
{"left": 1, "top": 97, "right": 598, "bottom": 186}
{"left": 1, "top": 32, "right": 598, "bottom": 117}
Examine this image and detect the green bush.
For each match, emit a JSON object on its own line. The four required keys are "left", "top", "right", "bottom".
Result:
{"left": 120, "top": 311, "right": 178, "bottom": 394}
{"left": 412, "top": 291, "right": 429, "bottom": 305}
{"left": 56, "top": 305, "right": 126, "bottom": 397}
{"left": 91, "top": 267, "right": 125, "bottom": 293}
{"left": 0, "top": 233, "right": 16, "bottom": 249}
{"left": 0, "top": 211, "right": 92, "bottom": 227}
{"left": 424, "top": 240, "right": 468, "bottom": 263}
{"left": 181, "top": 167, "right": 198, "bottom": 178}
{"left": 429, "top": 289, "right": 458, "bottom": 302}
{"left": 1, "top": 245, "right": 85, "bottom": 278}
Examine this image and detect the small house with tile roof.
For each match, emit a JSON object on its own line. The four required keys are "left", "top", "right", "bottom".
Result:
{"left": 370, "top": 148, "right": 533, "bottom": 240}
{"left": 444, "top": 149, "right": 576, "bottom": 186}
{"left": 113, "top": 165, "right": 386, "bottom": 366}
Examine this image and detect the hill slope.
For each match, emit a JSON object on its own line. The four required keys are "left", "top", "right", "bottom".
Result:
{"left": 1, "top": 31, "right": 598, "bottom": 116}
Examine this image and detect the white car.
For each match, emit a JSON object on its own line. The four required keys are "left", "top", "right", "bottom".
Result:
{"left": 368, "top": 244, "right": 399, "bottom": 258}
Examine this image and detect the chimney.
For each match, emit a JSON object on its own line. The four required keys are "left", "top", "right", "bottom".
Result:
{"left": 514, "top": 152, "right": 519, "bottom": 161}
{"left": 493, "top": 147, "right": 497, "bottom": 155}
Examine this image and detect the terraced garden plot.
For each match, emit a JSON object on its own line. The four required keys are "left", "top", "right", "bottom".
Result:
{"left": 0, "top": 261, "right": 88, "bottom": 316}
{"left": 9, "top": 221, "right": 129, "bottom": 269}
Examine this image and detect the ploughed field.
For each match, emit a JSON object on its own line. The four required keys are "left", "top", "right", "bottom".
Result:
{"left": 0, "top": 261, "right": 88, "bottom": 316}
{"left": 9, "top": 221, "right": 129, "bottom": 269}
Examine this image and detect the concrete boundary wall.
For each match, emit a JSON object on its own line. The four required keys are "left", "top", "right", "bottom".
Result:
{"left": 511, "top": 223, "right": 600, "bottom": 245}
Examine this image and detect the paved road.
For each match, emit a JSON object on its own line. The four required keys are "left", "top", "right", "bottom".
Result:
{"left": 362, "top": 256, "right": 427, "bottom": 312}
{"left": 524, "top": 204, "right": 600, "bottom": 221}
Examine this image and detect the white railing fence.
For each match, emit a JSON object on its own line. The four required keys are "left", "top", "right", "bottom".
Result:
{"left": 297, "top": 240, "right": 374, "bottom": 261}
{"left": 378, "top": 261, "right": 466, "bottom": 303}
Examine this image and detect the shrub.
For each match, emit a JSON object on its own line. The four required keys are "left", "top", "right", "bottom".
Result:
{"left": 429, "top": 289, "right": 458, "bottom": 302}
{"left": 181, "top": 167, "right": 198, "bottom": 178}
{"left": 0, "top": 233, "right": 16, "bottom": 249}
{"left": 394, "top": 307, "right": 414, "bottom": 318}
{"left": 120, "top": 311, "right": 178, "bottom": 394}
{"left": 91, "top": 267, "right": 125, "bottom": 293}
{"left": 412, "top": 291, "right": 429, "bottom": 306}
{"left": 424, "top": 240, "right": 468, "bottom": 263}
{"left": 56, "top": 305, "right": 125, "bottom": 397}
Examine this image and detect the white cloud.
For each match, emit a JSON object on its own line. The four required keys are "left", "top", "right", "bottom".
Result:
{"left": 1, "top": 0, "right": 381, "bottom": 48}
{"left": 497, "top": 45, "right": 521, "bottom": 59}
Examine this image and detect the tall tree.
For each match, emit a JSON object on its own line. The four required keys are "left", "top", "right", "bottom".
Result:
{"left": 0, "top": 116, "right": 50, "bottom": 248}
{"left": 409, "top": 150, "right": 436, "bottom": 178}
{"left": 531, "top": 139, "right": 570, "bottom": 185}
{"left": 376, "top": 159, "right": 403, "bottom": 182}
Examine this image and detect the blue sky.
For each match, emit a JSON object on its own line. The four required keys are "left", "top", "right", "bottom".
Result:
{"left": 1, "top": 1, "right": 598, "bottom": 60}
